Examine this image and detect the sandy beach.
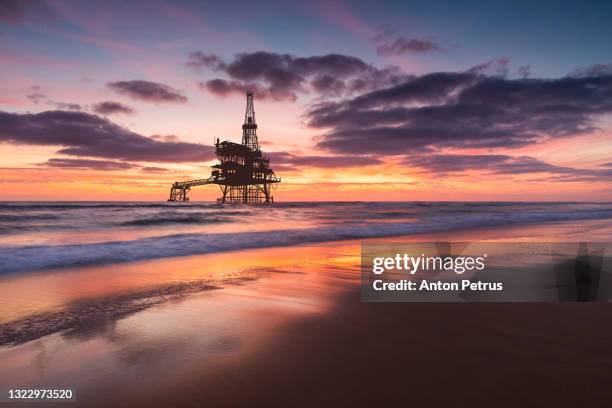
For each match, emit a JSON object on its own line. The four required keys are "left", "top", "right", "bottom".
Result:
{"left": 1, "top": 218, "right": 612, "bottom": 406}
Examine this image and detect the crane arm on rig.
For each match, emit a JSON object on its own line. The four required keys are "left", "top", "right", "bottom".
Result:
{"left": 167, "top": 175, "right": 218, "bottom": 202}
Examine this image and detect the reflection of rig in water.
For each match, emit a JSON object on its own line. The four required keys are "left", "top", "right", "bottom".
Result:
{"left": 168, "top": 92, "right": 280, "bottom": 204}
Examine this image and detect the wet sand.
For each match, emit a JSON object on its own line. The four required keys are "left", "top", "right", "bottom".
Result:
{"left": 1, "top": 220, "right": 611, "bottom": 406}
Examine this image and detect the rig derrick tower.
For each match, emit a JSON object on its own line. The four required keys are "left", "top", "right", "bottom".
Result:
{"left": 168, "top": 92, "right": 280, "bottom": 204}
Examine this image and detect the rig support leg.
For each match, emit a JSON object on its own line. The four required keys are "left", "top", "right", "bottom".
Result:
{"left": 263, "top": 183, "right": 270, "bottom": 204}
{"left": 220, "top": 185, "right": 228, "bottom": 204}
{"left": 168, "top": 185, "right": 189, "bottom": 202}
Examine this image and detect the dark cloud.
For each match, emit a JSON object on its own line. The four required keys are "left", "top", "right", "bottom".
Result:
{"left": 40, "top": 158, "right": 137, "bottom": 171}
{"left": 308, "top": 70, "right": 612, "bottom": 155}
{"left": 468, "top": 58, "right": 511, "bottom": 77}
{"left": 569, "top": 63, "right": 612, "bottom": 78}
{"left": 291, "top": 155, "right": 381, "bottom": 168}
{"left": 27, "top": 92, "right": 46, "bottom": 104}
{"left": 373, "top": 28, "right": 441, "bottom": 56}
{"left": 0, "top": 0, "right": 54, "bottom": 23}
{"left": 186, "top": 51, "right": 226, "bottom": 71}
{"left": 107, "top": 80, "right": 187, "bottom": 103}
{"left": 92, "top": 101, "right": 135, "bottom": 115}
{"left": 191, "top": 51, "right": 406, "bottom": 101}
{"left": 0, "top": 110, "right": 214, "bottom": 163}
{"left": 140, "top": 166, "right": 169, "bottom": 173}
{"left": 269, "top": 151, "right": 381, "bottom": 171}
{"left": 346, "top": 72, "right": 476, "bottom": 109}
{"left": 53, "top": 102, "right": 81, "bottom": 111}
{"left": 404, "top": 154, "right": 612, "bottom": 181}
{"left": 200, "top": 79, "right": 274, "bottom": 100}
{"left": 376, "top": 37, "right": 440, "bottom": 56}
{"left": 311, "top": 76, "right": 346, "bottom": 96}
{"left": 517, "top": 65, "right": 531, "bottom": 79}
{"left": 38, "top": 158, "right": 173, "bottom": 172}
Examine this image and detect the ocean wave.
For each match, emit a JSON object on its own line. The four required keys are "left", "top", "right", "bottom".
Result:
{"left": 0, "top": 214, "right": 60, "bottom": 221}
{"left": 123, "top": 215, "right": 232, "bottom": 226}
{"left": 1, "top": 208, "right": 611, "bottom": 275}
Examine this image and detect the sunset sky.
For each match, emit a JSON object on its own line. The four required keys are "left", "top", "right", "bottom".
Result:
{"left": 1, "top": 0, "right": 611, "bottom": 201}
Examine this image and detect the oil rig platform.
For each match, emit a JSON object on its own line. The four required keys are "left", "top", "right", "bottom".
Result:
{"left": 167, "top": 91, "right": 280, "bottom": 204}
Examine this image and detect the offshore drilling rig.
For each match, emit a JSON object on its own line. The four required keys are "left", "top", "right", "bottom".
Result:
{"left": 167, "top": 92, "right": 281, "bottom": 204}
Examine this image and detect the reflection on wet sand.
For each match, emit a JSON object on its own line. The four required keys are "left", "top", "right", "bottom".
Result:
{"left": 0, "top": 243, "right": 358, "bottom": 387}
{"left": 0, "top": 280, "right": 225, "bottom": 346}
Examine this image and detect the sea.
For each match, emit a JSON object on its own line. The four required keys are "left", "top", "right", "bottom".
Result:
{"left": 1, "top": 201, "right": 612, "bottom": 275}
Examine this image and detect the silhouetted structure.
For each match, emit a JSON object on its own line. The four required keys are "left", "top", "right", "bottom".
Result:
{"left": 168, "top": 92, "right": 280, "bottom": 204}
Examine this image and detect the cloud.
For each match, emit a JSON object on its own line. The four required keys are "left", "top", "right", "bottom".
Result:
{"left": 191, "top": 51, "right": 406, "bottom": 101}
{"left": 53, "top": 102, "right": 82, "bottom": 111}
{"left": 40, "top": 158, "right": 137, "bottom": 171}
{"left": 569, "top": 63, "right": 612, "bottom": 78}
{"left": 403, "top": 154, "right": 612, "bottom": 181}
{"left": 468, "top": 57, "right": 511, "bottom": 77}
{"left": 517, "top": 65, "right": 531, "bottom": 79}
{"left": 92, "top": 101, "right": 135, "bottom": 115}
{"left": 38, "top": 159, "right": 172, "bottom": 173}
{"left": 26, "top": 88, "right": 81, "bottom": 110}
{"left": 269, "top": 151, "right": 381, "bottom": 171}
{"left": 200, "top": 79, "right": 270, "bottom": 99}
{"left": 308, "top": 70, "right": 612, "bottom": 155}
{"left": 373, "top": 28, "right": 441, "bottom": 56}
{"left": 107, "top": 80, "right": 187, "bottom": 103}
{"left": 27, "top": 92, "right": 46, "bottom": 104}
{"left": 311, "top": 75, "right": 347, "bottom": 96}
{"left": 376, "top": 37, "right": 440, "bottom": 56}
{"left": 140, "top": 166, "right": 169, "bottom": 173}
{"left": 186, "top": 51, "right": 226, "bottom": 71}
{"left": 0, "top": 0, "right": 54, "bottom": 24}
{"left": 0, "top": 110, "right": 214, "bottom": 162}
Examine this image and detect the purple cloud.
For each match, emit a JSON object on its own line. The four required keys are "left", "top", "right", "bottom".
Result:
{"left": 373, "top": 28, "right": 441, "bottom": 56}
{"left": 376, "top": 37, "right": 441, "bottom": 56}
{"left": 404, "top": 154, "right": 612, "bottom": 181}
{"left": 191, "top": 51, "right": 406, "bottom": 101}
{"left": 107, "top": 80, "right": 187, "bottom": 103}
{"left": 0, "top": 0, "right": 54, "bottom": 24}
{"left": 269, "top": 151, "right": 381, "bottom": 171}
{"left": 40, "top": 158, "right": 137, "bottom": 171}
{"left": 308, "top": 70, "right": 612, "bottom": 155}
{"left": 92, "top": 101, "right": 135, "bottom": 115}
{"left": 26, "top": 89, "right": 81, "bottom": 111}
{"left": 0, "top": 110, "right": 213, "bottom": 163}
{"left": 569, "top": 63, "right": 612, "bottom": 78}
{"left": 186, "top": 52, "right": 226, "bottom": 71}
{"left": 140, "top": 166, "right": 169, "bottom": 173}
